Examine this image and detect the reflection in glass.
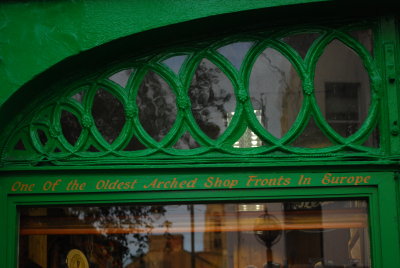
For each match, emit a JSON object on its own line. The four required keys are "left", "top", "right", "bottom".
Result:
{"left": 71, "top": 91, "right": 85, "bottom": 103}
{"left": 227, "top": 111, "right": 263, "bottom": 148}
{"left": 189, "top": 59, "right": 236, "bottom": 140}
{"left": 315, "top": 40, "right": 371, "bottom": 138}
{"left": 19, "top": 200, "right": 370, "bottom": 268}
{"left": 281, "top": 33, "right": 320, "bottom": 58}
{"left": 349, "top": 29, "right": 373, "bottom": 55}
{"left": 92, "top": 89, "right": 126, "bottom": 144}
{"left": 61, "top": 110, "right": 82, "bottom": 146}
{"left": 217, "top": 42, "right": 254, "bottom": 70}
{"left": 291, "top": 117, "right": 333, "bottom": 148}
{"left": 109, "top": 69, "right": 134, "bottom": 88}
{"left": 173, "top": 131, "right": 200, "bottom": 149}
{"left": 363, "top": 126, "right": 380, "bottom": 148}
{"left": 137, "top": 71, "right": 177, "bottom": 142}
{"left": 249, "top": 48, "right": 303, "bottom": 138}
{"left": 162, "top": 55, "right": 187, "bottom": 74}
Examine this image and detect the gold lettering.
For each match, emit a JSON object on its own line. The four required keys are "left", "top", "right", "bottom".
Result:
{"left": 143, "top": 179, "right": 158, "bottom": 189}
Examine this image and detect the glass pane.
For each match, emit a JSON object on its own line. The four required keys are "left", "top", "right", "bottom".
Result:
{"left": 315, "top": 40, "right": 371, "bottom": 138}
{"left": 19, "top": 199, "right": 370, "bottom": 268}
{"left": 281, "top": 33, "right": 320, "bottom": 58}
{"left": 291, "top": 117, "right": 333, "bottom": 148}
{"left": 92, "top": 89, "right": 126, "bottom": 144}
{"left": 233, "top": 127, "right": 263, "bottom": 148}
{"left": 249, "top": 48, "right": 303, "bottom": 138}
{"left": 109, "top": 69, "right": 134, "bottom": 88}
{"left": 173, "top": 131, "right": 200, "bottom": 149}
{"left": 123, "top": 135, "right": 146, "bottom": 151}
{"left": 71, "top": 91, "right": 85, "bottom": 103}
{"left": 61, "top": 110, "right": 82, "bottom": 146}
{"left": 189, "top": 59, "right": 236, "bottom": 140}
{"left": 137, "top": 71, "right": 177, "bottom": 142}
{"left": 363, "top": 125, "right": 380, "bottom": 148}
{"left": 37, "top": 129, "right": 48, "bottom": 146}
{"left": 162, "top": 55, "right": 187, "bottom": 74}
{"left": 349, "top": 29, "right": 373, "bottom": 55}
{"left": 14, "top": 139, "right": 25, "bottom": 150}
{"left": 217, "top": 42, "right": 254, "bottom": 70}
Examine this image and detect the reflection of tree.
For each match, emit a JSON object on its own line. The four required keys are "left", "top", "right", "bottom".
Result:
{"left": 137, "top": 71, "right": 177, "bottom": 142}
{"left": 92, "top": 89, "right": 126, "bottom": 144}
{"left": 189, "top": 61, "right": 233, "bottom": 140}
{"left": 66, "top": 205, "right": 166, "bottom": 266}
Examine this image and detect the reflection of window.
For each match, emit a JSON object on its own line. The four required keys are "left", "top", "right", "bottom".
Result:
{"left": 325, "top": 82, "right": 360, "bottom": 137}
{"left": 19, "top": 200, "right": 371, "bottom": 268}
{"left": 228, "top": 111, "right": 263, "bottom": 148}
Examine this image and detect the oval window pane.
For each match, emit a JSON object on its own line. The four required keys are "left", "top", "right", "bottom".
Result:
{"left": 315, "top": 40, "right": 371, "bottom": 138}
{"left": 37, "top": 129, "right": 48, "bottom": 146}
{"left": 92, "top": 89, "right": 126, "bottom": 144}
{"left": 189, "top": 59, "right": 236, "bottom": 140}
{"left": 249, "top": 48, "right": 303, "bottom": 138}
{"left": 137, "top": 71, "right": 177, "bottom": 142}
{"left": 61, "top": 110, "right": 82, "bottom": 146}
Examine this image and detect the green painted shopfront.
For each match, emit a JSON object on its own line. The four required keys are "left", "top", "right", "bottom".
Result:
{"left": 0, "top": 1, "right": 399, "bottom": 267}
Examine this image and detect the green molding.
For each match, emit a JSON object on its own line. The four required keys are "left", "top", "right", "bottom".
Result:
{"left": 0, "top": 186, "right": 6, "bottom": 266}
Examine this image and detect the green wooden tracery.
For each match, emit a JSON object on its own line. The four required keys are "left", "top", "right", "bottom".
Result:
{"left": 0, "top": 24, "right": 383, "bottom": 167}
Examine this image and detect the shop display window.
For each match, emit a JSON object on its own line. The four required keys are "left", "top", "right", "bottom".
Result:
{"left": 19, "top": 200, "right": 370, "bottom": 268}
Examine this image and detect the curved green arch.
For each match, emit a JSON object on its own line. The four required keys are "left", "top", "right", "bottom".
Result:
{"left": 0, "top": 0, "right": 329, "bottom": 107}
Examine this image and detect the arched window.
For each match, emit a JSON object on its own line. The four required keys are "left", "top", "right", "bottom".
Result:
{"left": 0, "top": 25, "right": 380, "bottom": 167}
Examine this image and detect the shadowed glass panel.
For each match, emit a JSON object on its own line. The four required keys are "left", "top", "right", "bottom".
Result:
{"left": 109, "top": 69, "right": 134, "bottom": 88}
{"left": 19, "top": 200, "right": 371, "bottom": 268}
{"left": 92, "top": 89, "right": 126, "bottom": 144}
{"left": 281, "top": 33, "right": 320, "bottom": 58}
{"left": 363, "top": 125, "right": 380, "bottom": 148}
{"left": 137, "top": 71, "right": 177, "bottom": 142}
{"left": 349, "top": 29, "right": 373, "bottom": 55}
{"left": 14, "top": 139, "right": 26, "bottom": 150}
{"left": 291, "top": 117, "right": 333, "bottom": 148}
{"left": 71, "top": 91, "right": 85, "bottom": 103}
{"left": 123, "top": 135, "right": 147, "bottom": 151}
{"left": 189, "top": 59, "right": 236, "bottom": 140}
{"left": 37, "top": 129, "right": 48, "bottom": 146}
{"left": 315, "top": 40, "right": 371, "bottom": 138}
{"left": 87, "top": 145, "right": 101, "bottom": 152}
{"left": 173, "top": 131, "right": 200, "bottom": 149}
{"left": 249, "top": 48, "right": 303, "bottom": 139}
{"left": 60, "top": 110, "right": 82, "bottom": 146}
{"left": 162, "top": 55, "right": 187, "bottom": 74}
{"left": 217, "top": 42, "right": 254, "bottom": 70}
